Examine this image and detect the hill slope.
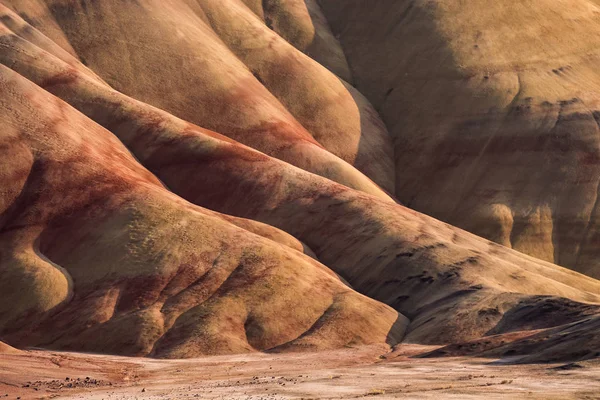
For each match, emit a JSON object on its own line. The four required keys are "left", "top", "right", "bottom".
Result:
{"left": 0, "top": 63, "right": 407, "bottom": 357}
{"left": 319, "top": 0, "right": 600, "bottom": 278}
{"left": 1, "top": 0, "right": 600, "bottom": 362}
{"left": 3, "top": 0, "right": 395, "bottom": 195}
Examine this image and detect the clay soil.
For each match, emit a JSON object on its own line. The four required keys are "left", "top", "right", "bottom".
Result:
{"left": 1, "top": 345, "right": 599, "bottom": 399}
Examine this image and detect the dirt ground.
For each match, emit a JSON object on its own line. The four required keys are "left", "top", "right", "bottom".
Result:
{"left": 1, "top": 345, "right": 599, "bottom": 399}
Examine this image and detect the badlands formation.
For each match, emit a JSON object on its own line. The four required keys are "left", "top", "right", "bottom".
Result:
{"left": 2, "top": 0, "right": 600, "bottom": 398}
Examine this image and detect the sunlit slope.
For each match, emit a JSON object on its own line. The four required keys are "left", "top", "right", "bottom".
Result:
{"left": 0, "top": 64, "right": 406, "bottom": 357}
{"left": 3, "top": 0, "right": 394, "bottom": 194}
{"left": 2, "top": 1, "right": 600, "bottom": 360}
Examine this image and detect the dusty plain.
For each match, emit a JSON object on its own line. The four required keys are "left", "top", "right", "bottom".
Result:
{"left": 2, "top": 345, "right": 600, "bottom": 400}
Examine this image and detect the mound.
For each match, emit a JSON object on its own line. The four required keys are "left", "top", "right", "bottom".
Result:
{"left": 2, "top": 0, "right": 394, "bottom": 194}
{"left": 0, "top": 63, "right": 407, "bottom": 357}
{"left": 256, "top": 0, "right": 353, "bottom": 82}
{"left": 2, "top": 0, "right": 600, "bottom": 362}
{"left": 319, "top": 0, "right": 600, "bottom": 278}
{"left": 422, "top": 314, "right": 600, "bottom": 364}
{"left": 0, "top": 341, "right": 20, "bottom": 354}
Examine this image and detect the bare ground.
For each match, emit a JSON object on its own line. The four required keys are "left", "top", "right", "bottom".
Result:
{"left": 1, "top": 345, "right": 600, "bottom": 399}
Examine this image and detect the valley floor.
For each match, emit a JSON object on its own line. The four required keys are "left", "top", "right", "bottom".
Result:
{"left": 1, "top": 345, "right": 599, "bottom": 399}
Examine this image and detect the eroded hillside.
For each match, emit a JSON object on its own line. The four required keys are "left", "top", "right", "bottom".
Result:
{"left": 1, "top": 0, "right": 600, "bottom": 363}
